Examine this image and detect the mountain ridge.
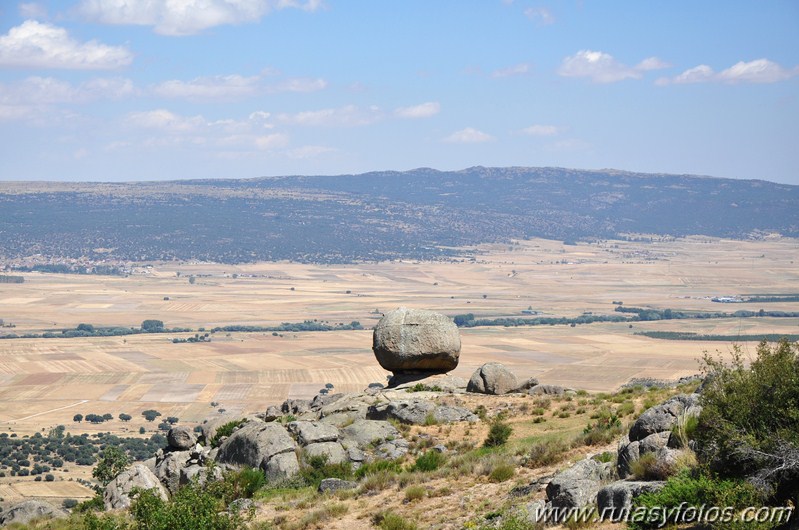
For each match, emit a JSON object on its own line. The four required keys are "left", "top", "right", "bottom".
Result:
{"left": 1, "top": 166, "right": 797, "bottom": 264}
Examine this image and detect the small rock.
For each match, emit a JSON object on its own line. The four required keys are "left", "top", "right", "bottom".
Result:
{"left": 597, "top": 480, "right": 666, "bottom": 520}
{"left": 167, "top": 426, "right": 197, "bottom": 450}
{"left": 304, "top": 441, "right": 348, "bottom": 465}
{"left": 287, "top": 420, "right": 339, "bottom": 445}
{"left": 264, "top": 405, "right": 282, "bottom": 421}
{"left": 319, "top": 478, "right": 358, "bottom": 493}
{"left": 528, "top": 384, "right": 566, "bottom": 396}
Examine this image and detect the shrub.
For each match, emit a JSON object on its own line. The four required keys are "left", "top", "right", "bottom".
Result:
{"left": 412, "top": 450, "right": 445, "bottom": 472}
{"left": 488, "top": 462, "right": 515, "bottom": 482}
{"left": 630, "top": 451, "right": 696, "bottom": 481}
{"left": 131, "top": 476, "right": 250, "bottom": 530}
{"left": 670, "top": 414, "right": 699, "bottom": 449}
{"left": 630, "top": 470, "right": 767, "bottom": 530}
{"left": 373, "top": 511, "right": 419, "bottom": 530}
{"left": 226, "top": 467, "right": 265, "bottom": 499}
{"left": 354, "top": 458, "right": 403, "bottom": 479}
{"left": 210, "top": 419, "right": 247, "bottom": 448}
{"left": 526, "top": 438, "right": 572, "bottom": 468}
{"left": 404, "top": 484, "right": 426, "bottom": 501}
{"left": 63, "top": 498, "right": 79, "bottom": 509}
{"left": 484, "top": 419, "right": 513, "bottom": 448}
{"left": 298, "top": 454, "right": 352, "bottom": 488}
{"left": 697, "top": 340, "right": 799, "bottom": 500}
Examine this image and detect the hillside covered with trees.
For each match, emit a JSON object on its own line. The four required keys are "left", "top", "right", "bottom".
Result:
{"left": 1, "top": 166, "right": 797, "bottom": 264}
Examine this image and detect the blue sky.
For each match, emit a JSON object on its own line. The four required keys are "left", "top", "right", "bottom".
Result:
{"left": 0, "top": 1, "right": 797, "bottom": 183}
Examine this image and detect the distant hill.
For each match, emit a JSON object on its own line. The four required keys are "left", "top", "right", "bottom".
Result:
{"left": 1, "top": 166, "right": 797, "bottom": 264}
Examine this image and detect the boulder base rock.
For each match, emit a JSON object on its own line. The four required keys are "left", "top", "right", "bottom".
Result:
{"left": 467, "top": 362, "right": 519, "bottom": 395}
{"left": 0, "top": 500, "right": 66, "bottom": 526}
{"left": 216, "top": 422, "right": 296, "bottom": 469}
{"left": 372, "top": 307, "right": 460, "bottom": 373}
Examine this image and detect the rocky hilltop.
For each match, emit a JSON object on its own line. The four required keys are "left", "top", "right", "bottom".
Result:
{"left": 4, "top": 311, "right": 796, "bottom": 529}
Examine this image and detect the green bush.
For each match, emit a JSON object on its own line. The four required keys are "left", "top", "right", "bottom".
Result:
{"left": 488, "top": 462, "right": 515, "bottom": 482}
{"left": 484, "top": 419, "right": 513, "bottom": 447}
{"left": 373, "top": 511, "right": 419, "bottom": 530}
{"left": 630, "top": 470, "right": 766, "bottom": 530}
{"left": 412, "top": 450, "right": 445, "bottom": 472}
{"left": 404, "top": 484, "right": 426, "bottom": 501}
{"left": 298, "top": 454, "right": 353, "bottom": 488}
{"left": 226, "top": 467, "right": 265, "bottom": 499}
{"left": 131, "top": 476, "right": 250, "bottom": 530}
{"left": 354, "top": 458, "right": 403, "bottom": 479}
{"left": 209, "top": 419, "right": 247, "bottom": 448}
{"left": 697, "top": 340, "right": 799, "bottom": 500}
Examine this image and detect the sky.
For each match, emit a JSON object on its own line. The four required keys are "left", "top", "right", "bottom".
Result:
{"left": 0, "top": 1, "right": 797, "bottom": 184}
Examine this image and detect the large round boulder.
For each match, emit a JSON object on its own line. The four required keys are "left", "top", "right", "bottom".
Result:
{"left": 372, "top": 307, "right": 461, "bottom": 374}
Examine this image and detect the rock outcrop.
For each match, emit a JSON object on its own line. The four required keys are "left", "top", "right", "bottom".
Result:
{"left": 167, "top": 426, "right": 197, "bottom": 450}
{"left": 619, "top": 393, "right": 702, "bottom": 479}
{"left": 104, "top": 464, "right": 169, "bottom": 510}
{"left": 215, "top": 422, "right": 296, "bottom": 471}
{"left": 372, "top": 307, "right": 461, "bottom": 374}
{"left": 545, "top": 457, "right": 613, "bottom": 509}
{"left": 0, "top": 500, "right": 66, "bottom": 526}
{"left": 597, "top": 480, "right": 666, "bottom": 520}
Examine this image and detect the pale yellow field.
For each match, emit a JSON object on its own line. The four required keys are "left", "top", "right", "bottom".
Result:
{"left": 0, "top": 235, "right": 796, "bottom": 440}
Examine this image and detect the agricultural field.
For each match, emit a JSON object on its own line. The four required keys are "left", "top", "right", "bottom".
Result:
{"left": 0, "top": 233, "right": 795, "bottom": 506}
{"left": 0, "top": 236, "right": 795, "bottom": 438}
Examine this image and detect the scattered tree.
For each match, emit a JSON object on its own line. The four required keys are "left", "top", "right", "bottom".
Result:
{"left": 92, "top": 446, "right": 130, "bottom": 487}
{"left": 73, "top": 414, "right": 83, "bottom": 423}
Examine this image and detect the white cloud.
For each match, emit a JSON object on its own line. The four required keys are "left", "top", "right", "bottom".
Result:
{"left": 558, "top": 50, "right": 668, "bottom": 83}
{"left": 559, "top": 50, "right": 633, "bottom": 83}
{"left": 152, "top": 73, "right": 327, "bottom": 100}
{"left": 492, "top": 63, "right": 531, "bottom": 78}
{"left": 78, "top": 0, "right": 323, "bottom": 36}
{"left": 272, "top": 77, "right": 328, "bottom": 93}
{"left": 0, "top": 20, "right": 133, "bottom": 70}
{"left": 254, "top": 133, "right": 290, "bottom": 150}
{"left": 636, "top": 57, "right": 671, "bottom": 71}
{"left": 657, "top": 59, "right": 795, "bottom": 85}
{"left": 0, "top": 76, "right": 135, "bottom": 121}
{"left": 153, "top": 75, "right": 260, "bottom": 100}
{"left": 443, "top": 127, "right": 494, "bottom": 143}
{"left": 394, "top": 101, "right": 440, "bottom": 119}
{"left": 524, "top": 7, "right": 554, "bottom": 25}
{"left": 126, "top": 109, "right": 206, "bottom": 133}
{"left": 123, "top": 108, "right": 291, "bottom": 152}
{"left": 718, "top": 59, "right": 794, "bottom": 83}
{"left": 657, "top": 64, "right": 714, "bottom": 85}
{"left": 521, "top": 124, "right": 562, "bottom": 136}
{"left": 278, "top": 104, "right": 382, "bottom": 127}
{"left": 19, "top": 2, "right": 47, "bottom": 18}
